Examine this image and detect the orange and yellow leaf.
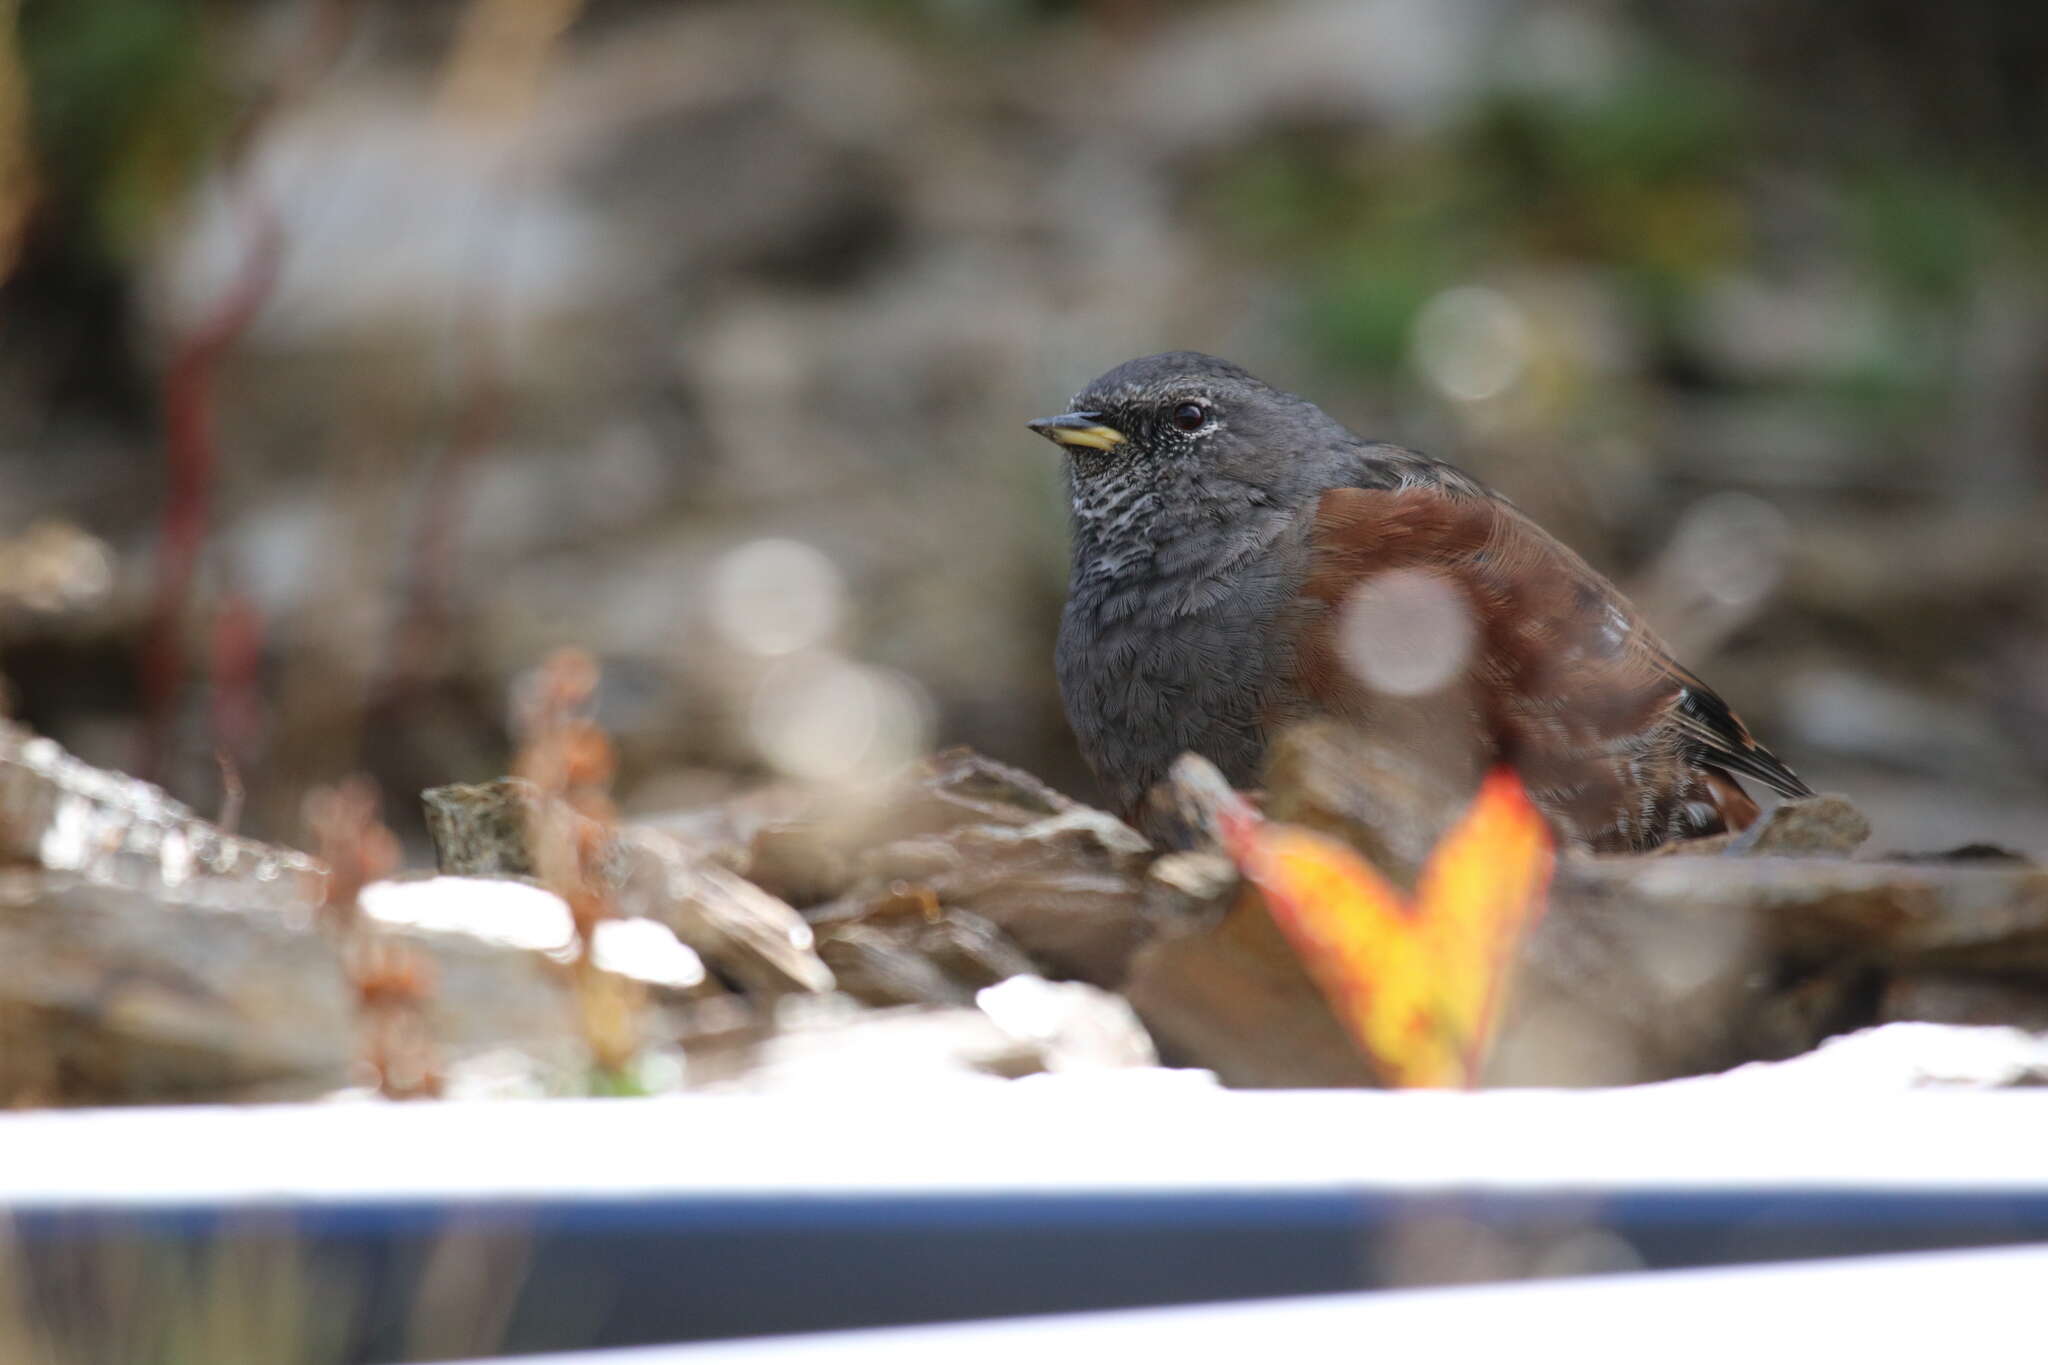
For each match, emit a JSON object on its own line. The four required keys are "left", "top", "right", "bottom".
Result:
{"left": 1217, "top": 767, "right": 1554, "bottom": 1088}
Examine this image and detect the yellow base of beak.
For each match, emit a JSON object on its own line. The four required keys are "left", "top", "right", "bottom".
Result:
{"left": 1029, "top": 412, "right": 1128, "bottom": 451}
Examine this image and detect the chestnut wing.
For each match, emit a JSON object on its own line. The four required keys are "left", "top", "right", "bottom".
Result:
{"left": 1297, "top": 483, "right": 1809, "bottom": 848}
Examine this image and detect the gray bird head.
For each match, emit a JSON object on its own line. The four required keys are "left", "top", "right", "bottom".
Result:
{"left": 1028, "top": 352, "right": 1364, "bottom": 546}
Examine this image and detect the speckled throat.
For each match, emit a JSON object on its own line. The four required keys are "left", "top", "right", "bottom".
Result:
{"left": 1057, "top": 460, "right": 1307, "bottom": 822}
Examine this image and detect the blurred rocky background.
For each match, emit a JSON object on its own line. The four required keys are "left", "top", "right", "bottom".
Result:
{"left": 2, "top": 0, "right": 2045, "bottom": 859}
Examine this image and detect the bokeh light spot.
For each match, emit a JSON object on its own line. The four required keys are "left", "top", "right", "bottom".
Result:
{"left": 1412, "top": 285, "right": 1531, "bottom": 402}
{"left": 749, "top": 653, "right": 934, "bottom": 783}
{"left": 1665, "top": 491, "right": 1791, "bottom": 610}
{"left": 709, "top": 538, "right": 846, "bottom": 657}
{"left": 1339, "top": 569, "right": 1476, "bottom": 696}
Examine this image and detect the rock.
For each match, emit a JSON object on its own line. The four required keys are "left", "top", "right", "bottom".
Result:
{"left": 1643, "top": 832, "right": 1738, "bottom": 856}
{"left": 0, "top": 875, "right": 356, "bottom": 1103}
{"left": 633, "top": 781, "right": 820, "bottom": 878}
{"left": 725, "top": 750, "right": 1158, "bottom": 992}
{"left": 422, "top": 779, "right": 838, "bottom": 999}
{"left": 847, "top": 748, "right": 1089, "bottom": 845}
{"left": 812, "top": 899, "right": 1037, "bottom": 1009}
{"left": 422, "top": 778, "right": 543, "bottom": 878}
{"left": 1878, "top": 974, "right": 2048, "bottom": 1032}
{"left": 0, "top": 730, "right": 743, "bottom": 1104}
{"left": 1487, "top": 862, "right": 1799, "bottom": 1086}
{"left": 815, "top": 923, "right": 977, "bottom": 1007}
{"left": 612, "top": 828, "right": 837, "bottom": 998}
{"left": 1123, "top": 889, "right": 1380, "bottom": 1089}
{"left": 853, "top": 807, "right": 1154, "bottom": 987}
{"left": 744, "top": 821, "right": 856, "bottom": 907}
{"left": 0, "top": 721, "right": 324, "bottom": 909}
{"left": 624, "top": 749, "right": 1157, "bottom": 995}
{"left": 0, "top": 873, "right": 621, "bottom": 1105}
{"left": 420, "top": 753, "right": 1154, "bottom": 1001}
{"left": 1495, "top": 852, "right": 2048, "bottom": 1084}
{"left": 1725, "top": 793, "right": 1872, "bottom": 856}
{"left": 1890, "top": 843, "right": 2033, "bottom": 864}
{"left": 1144, "top": 850, "right": 1240, "bottom": 919}
{"left": 1570, "top": 855, "right": 2048, "bottom": 968}
{"left": 921, "top": 908, "right": 1040, "bottom": 992}
{"left": 1123, "top": 723, "right": 2048, "bottom": 1088}
{"left": 422, "top": 743, "right": 2048, "bottom": 1095}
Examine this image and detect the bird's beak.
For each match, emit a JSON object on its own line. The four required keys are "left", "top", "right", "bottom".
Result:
{"left": 1028, "top": 412, "right": 1127, "bottom": 451}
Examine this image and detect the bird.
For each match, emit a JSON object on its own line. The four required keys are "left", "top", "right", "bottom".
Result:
{"left": 1029, "top": 351, "right": 1811, "bottom": 854}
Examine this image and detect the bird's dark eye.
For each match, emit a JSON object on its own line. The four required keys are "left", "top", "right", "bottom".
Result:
{"left": 1170, "top": 402, "right": 1207, "bottom": 433}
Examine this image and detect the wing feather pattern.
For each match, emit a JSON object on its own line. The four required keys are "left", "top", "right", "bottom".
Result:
{"left": 1296, "top": 472, "right": 1807, "bottom": 849}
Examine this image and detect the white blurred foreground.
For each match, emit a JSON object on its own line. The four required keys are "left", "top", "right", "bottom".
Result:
{"left": 5, "top": 1074, "right": 2048, "bottom": 1205}
{"left": 474, "top": 1243, "right": 2048, "bottom": 1365}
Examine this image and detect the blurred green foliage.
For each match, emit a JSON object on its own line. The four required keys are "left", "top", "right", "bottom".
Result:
{"left": 1200, "top": 52, "right": 1757, "bottom": 381}
{"left": 20, "top": 0, "right": 228, "bottom": 262}
{"left": 1850, "top": 168, "right": 1997, "bottom": 305}
{"left": 1193, "top": 30, "right": 2045, "bottom": 458}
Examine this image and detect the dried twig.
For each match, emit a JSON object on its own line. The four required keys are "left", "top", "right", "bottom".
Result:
{"left": 514, "top": 647, "right": 643, "bottom": 1079}
{"left": 207, "top": 588, "right": 264, "bottom": 826}
{"left": 306, "top": 776, "right": 441, "bottom": 1098}
{"left": 213, "top": 748, "right": 245, "bottom": 837}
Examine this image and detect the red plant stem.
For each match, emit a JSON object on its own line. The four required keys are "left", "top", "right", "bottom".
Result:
{"left": 139, "top": 202, "right": 282, "bottom": 781}
{"left": 138, "top": 0, "right": 358, "bottom": 784}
